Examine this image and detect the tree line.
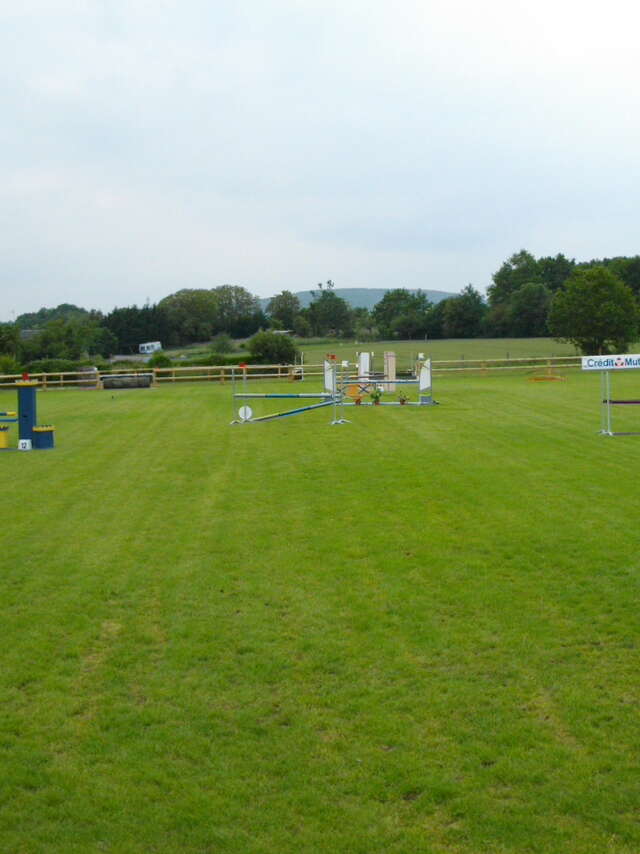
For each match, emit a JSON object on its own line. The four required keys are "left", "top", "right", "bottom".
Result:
{"left": 269, "top": 253, "right": 640, "bottom": 352}
{"left": 2, "top": 250, "right": 640, "bottom": 370}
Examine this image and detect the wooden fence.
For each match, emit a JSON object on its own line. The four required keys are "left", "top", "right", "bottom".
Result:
{"left": 0, "top": 356, "right": 583, "bottom": 389}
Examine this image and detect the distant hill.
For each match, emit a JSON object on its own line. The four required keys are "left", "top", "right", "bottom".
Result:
{"left": 260, "top": 287, "right": 456, "bottom": 312}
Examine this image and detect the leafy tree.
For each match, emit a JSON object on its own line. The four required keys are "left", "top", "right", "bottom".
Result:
{"left": 607, "top": 256, "right": 640, "bottom": 297}
{"left": 372, "top": 289, "right": 431, "bottom": 338}
{"left": 15, "top": 303, "right": 89, "bottom": 329}
{"left": 0, "top": 323, "right": 20, "bottom": 357}
{"left": 147, "top": 352, "right": 172, "bottom": 368}
{"left": 18, "top": 316, "right": 118, "bottom": 361}
{"left": 508, "top": 283, "right": 551, "bottom": 337}
{"left": 212, "top": 285, "right": 265, "bottom": 337}
{"left": 267, "top": 291, "right": 301, "bottom": 330}
{"left": 293, "top": 314, "right": 312, "bottom": 338}
{"left": 390, "top": 310, "right": 429, "bottom": 339}
{"left": 158, "top": 286, "right": 264, "bottom": 343}
{"left": 579, "top": 256, "right": 640, "bottom": 299}
{"left": 0, "top": 354, "right": 21, "bottom": 374}
{"left": 158, "top": 290, "right": 219, "bottom": 344}
{"left": 548, "top": 266, "right": 638, "bottom": 354}
{"left": 442, "top": 286, "right": 486, "bottom": 338}
{"left": 486, "top": 251, "right": 575, "bottom": 335}
{"left": 104, "top": 304, "right": 170, "bottom": 353}
{"left": 352, "top": 307, "right": 377, "bottom": 341}
{"left": 482, "top": 302, "right": 513, "bottom": 338}
{"left": 248, "top": 331, "right": 298, "bottom": 364}
{"left": 210, "top": 332, "right": 234, "bottom": 354}
{"left": 21, "top": 319, "right": 80, "bottom": 360}
{"left": 306, "top": 282, "right": 353, "bottom": 336}
{"left": 85, "top": 326, "right": 118, "bottom": 357}
{"left": 424, "top": 300, "right": 448, "bottom": 339}
{"left": 536, "top": 254, "right": 575, "bottom": 292}
{"left": 488, "top": 250, "right": 540, "bottom": 305}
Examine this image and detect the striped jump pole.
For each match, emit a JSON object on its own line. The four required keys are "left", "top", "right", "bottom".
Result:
{"left": 234, "top": 393, "right": 334, "bottom": 399}
{"left": 244, "top": 399, "right": 336, "bottom": 424}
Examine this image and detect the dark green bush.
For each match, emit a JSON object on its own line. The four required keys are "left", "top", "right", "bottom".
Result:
{"left": 109, "top": 360, "right": 143, "bottom": 369}
{"left": 176, "top": 354, "right": 251, "bottom": 367}
{"left": 248, "top": 331, "right": 297, "bottom": 364}
{"left": 210, "top": 333, "right": 234, "bottom": 354}
{"left": 0, "top": 355, "right": 22, "bottom": 375}
{"left": 147, "top": 352, "right": 173, "bottom": 368}
{"left": 25, "top": 359, "right": 82, "bottom": 374}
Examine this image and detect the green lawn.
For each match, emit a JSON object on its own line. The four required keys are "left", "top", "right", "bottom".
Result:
{"left": 165, "top": 337, "right": 581, "bottom": 368}
{"left": 287, "top": 337, "right": 581, "bottom": 368}
{"left": 1, "top": 372, "right": 639, "bottom": 853}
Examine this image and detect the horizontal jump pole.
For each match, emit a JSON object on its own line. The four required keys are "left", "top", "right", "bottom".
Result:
{"left": 603, "top": 399, "right": 640, "bottom": 405}
{"left": 341, "top": 378, "right": 420, "bottom": 385}
{"left": 342, "top": 400, "right": 423, "bottom": 406}
{"left": 249, "top": 399, "right": 336, "bottom": 423}
{"left": 234, "top": 393, "right": 335, "bottom": 399}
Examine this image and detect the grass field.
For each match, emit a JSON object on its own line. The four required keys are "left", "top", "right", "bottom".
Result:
{"left": 166, "top": 337, "right": 581, "bottom": 368}
{"left": 1, "top": 370, "right": 640, "bottom": 853}
{"left": 295, "top": 337, "right": 581, "bottom": 367}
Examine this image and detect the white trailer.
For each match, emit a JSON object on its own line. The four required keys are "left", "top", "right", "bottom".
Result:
{"left": 139, "top": 341, "right": 162, "bottom": 355}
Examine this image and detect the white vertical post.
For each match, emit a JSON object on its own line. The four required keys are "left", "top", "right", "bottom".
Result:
{"left": 231, "top": 367, "right": 238, "bottom": 423}
{"left": 331, "top": 359, "right": 349, "bottom": 425}
{"left": 384, "top": 351, "right": 396, "bottom": 392}
{"left": 324, "top": 360, "right": 334, "bottom": 393}
{"left": 419, "top": 360, "right": 432, "bottom": 391}
{"left": 419, "top": 359, "right": 434, "bottom": 405}
{"left": 358, "top": 352, "right": 372, "bottom": 379}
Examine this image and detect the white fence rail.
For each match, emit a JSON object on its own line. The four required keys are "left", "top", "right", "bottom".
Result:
{"left": 0, "top": 356, "right": 583, "bottom": 389}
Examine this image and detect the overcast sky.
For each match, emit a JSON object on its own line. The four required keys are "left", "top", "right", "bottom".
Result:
{"left": 2, "top": 0, "right": 640, "bottom": 320}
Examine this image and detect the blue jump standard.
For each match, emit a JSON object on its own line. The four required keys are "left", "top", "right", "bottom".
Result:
{"left": 18, "top": 383, "right": 37, "bottom": 442}
{"left": 1, "top": 383, "right": 55, "bottom": 450}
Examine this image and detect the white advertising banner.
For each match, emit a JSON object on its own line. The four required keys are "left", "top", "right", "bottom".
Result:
{"left": 582, "top": 354, "right": 640, "bottom": 371}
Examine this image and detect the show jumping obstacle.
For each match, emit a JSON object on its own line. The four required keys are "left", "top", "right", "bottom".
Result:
{"left": 582, "top": 353, "right": 640, "bottom": 436}
{"left": 230, "top": 359, "right": 345, "bottom": 425}
{"left": 331, "top": 352, "right": 436, "bottom": 406}
{"left": 230, "top": 352, "right": 438, "bottom": 426}
{"left": 0, "top": 380, "right": 55, "bottom": 450}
